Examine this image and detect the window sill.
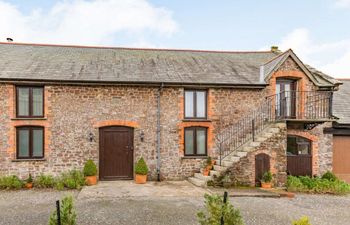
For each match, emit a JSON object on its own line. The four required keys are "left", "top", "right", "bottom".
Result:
{"left": 181, "top": 156, "right": 208, "bottom": 159}
{"left": 12, "top": 158, "right": 46, "bottom": 162}
{"left": 182, "top": 119, "right": 212, "bottom": 122}
{"left": 11, "top": 117, "right": 47, "bottom": 120}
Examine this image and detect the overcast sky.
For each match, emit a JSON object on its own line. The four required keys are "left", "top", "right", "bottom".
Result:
{"left": 1, "top": 0, "right": 350, "bottom": 78}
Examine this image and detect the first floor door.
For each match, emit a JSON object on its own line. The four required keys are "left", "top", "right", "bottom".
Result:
{"left": 99, "top": 126, "right": 134, "bottom": 180}
{"left": 333, "top": 135, "right": 350, "bottom": 183}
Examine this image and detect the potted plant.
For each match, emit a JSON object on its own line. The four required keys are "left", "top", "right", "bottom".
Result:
{"left": 261, "top": 171, "right": 273, "bottom": 188}
{"left": 83, "top": 160, "right": 98, "bottom": 185}
{"left": 25, "top": 173, "right": 33, "bottom": 189}
{"left": 135, "top": 157, "right": 148, "bottom": 184}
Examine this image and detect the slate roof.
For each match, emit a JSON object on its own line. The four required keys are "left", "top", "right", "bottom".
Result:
{"left": 0, "top": 42, "right": 339, "bottom": 87}
{"left": 333, "top": 79, "right": 350, "bottom": 124}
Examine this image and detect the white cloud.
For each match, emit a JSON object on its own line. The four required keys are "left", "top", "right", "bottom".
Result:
{"left": 334, "top": 0, "right": 350, "bottom": 8}
{"left": 270, "top": 28, "right": 350, "bottom": 78}
{"left": 0, "top": 0, "right": 178, "bottom": 46}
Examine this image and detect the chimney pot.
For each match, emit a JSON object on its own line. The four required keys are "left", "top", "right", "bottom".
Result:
{"left": 271, "top": 46, "right": 279, "bottom": 52}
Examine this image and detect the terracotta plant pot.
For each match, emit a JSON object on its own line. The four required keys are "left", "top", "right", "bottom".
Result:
{"left": 203, "top": 169, "right": 210, "bottom": 176}
{"left": 85, "top": 175, "right": 97, "bottom": 186}
{"left": 261, "top": 182, "right": 272, "bottom": 189}
{"left": 135, "top": 174, "right": 147, "bottom": 184}
{"left": 25, "top": 182, "right": 33, "bottom": 189}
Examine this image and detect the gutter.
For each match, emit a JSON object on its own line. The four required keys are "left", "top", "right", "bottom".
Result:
{"left": 0, "top": 78, "right": 267, "bottom": 89}
{"left": 156, "top": 83, "right": 164, "bottom": 181}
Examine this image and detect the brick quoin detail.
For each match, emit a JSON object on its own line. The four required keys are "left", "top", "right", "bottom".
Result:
{"left": 93, "top": 120, "right": 140, "bottom": 128}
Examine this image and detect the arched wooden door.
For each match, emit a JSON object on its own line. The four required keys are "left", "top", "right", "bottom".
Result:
{"left": 255, "top": 153, "right": 270, "bottom": 185}
{"left": 99, "top": 126, "right": 134, "bottom": 180}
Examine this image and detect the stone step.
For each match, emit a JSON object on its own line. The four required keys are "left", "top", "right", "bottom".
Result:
{"left": 188, "top": 177, "right": 206, "bottom": 187}
{"left": 273, "top": 123, "right": 286, "bottom": 129}
{"left": 222, "top": 160, "right": 234, "bottom": 167}
{"left": 213, "top": 165, "right": 228, "bottom": 172}
{"left": 268, "top": 128, "right": 280, "bottom": 133}
{"left": 236, "top": 151, "right": 247, "bottom": 157}
{"left": 243, "top": 146, "right": 254, "bottom": 152}
{"left": 250, "top": 141, "right": 261, "bottom": 147}
{"left": 262, "top": 132, "right": 273, "bottom": 138}
{"left": 194, "top": 172, "right": 213, "bottom": 181}
{"left": 256, "top": 136, "right": 267, "bottom": 142}
{"left": 224, "top": 155, "right": 240, "bottom": 162}
{"left": 210, "top": 170, "right": 220, "bottom": 177}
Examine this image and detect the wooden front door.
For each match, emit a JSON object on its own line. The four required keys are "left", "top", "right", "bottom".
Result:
{"left": 255, "top": 153, "right": 270, "bottom": 185}
{"left": 99, "top": 126, "right": 134, "bottom": 180}
{"left": 287, "top": 135, "right": 312, "bottom": 176}
{"left": 276, "top": 79, "right": 297, "bottom": 118}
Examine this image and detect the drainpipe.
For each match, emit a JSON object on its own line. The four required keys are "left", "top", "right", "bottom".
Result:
{"left": 156, "top": 83, "right": 164, "bottom": 181}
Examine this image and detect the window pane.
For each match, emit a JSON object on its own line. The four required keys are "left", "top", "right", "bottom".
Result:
{"left": 196, "top": 91, "right": 206, "bottom": 117}
{"left": 185, "top": 91, "right": 194, "bottom": 117}
{"left": 33, "top": 129, "right": 43, "bottom": 157}
{"left": 196, "top": 129, "right": 206, "bottom": 155}
{"left": 18, "top": 88, "right": 29, "bottom": 116}
{"left": 185, "top": 129, "right": 194, "bottom": 155}
{"left": 287, "top": 136, "right": 298, "bottom": 155}
{"left": 18, "top": 129, "right": 29, "bottom": 157}
{"left": 32, "top": 88, "right": 43, "bottom": 116}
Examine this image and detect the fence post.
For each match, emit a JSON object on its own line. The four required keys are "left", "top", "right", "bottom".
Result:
{"left": 221, "top": 191, "right": 228, "bottom": 225}
{"left": 252, "top": 119, "right": 255, "bottom": 142}
{"left": 56, "top": 200, "right": 61, "bottom": 225}
{"left": 219, "top": 142, "right": 222, "bottom": 166}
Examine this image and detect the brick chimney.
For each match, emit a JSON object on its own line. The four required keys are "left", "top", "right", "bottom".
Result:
{"left": 271, "top": 46, "right": 280, "bottom": 53}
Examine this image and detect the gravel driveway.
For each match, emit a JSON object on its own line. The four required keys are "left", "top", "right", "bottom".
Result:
{"left": 0, "top": 181, "right": 349, "bottom": 225}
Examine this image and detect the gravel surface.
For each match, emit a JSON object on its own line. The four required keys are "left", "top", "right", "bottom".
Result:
{"left": 0, "top": 189, "right": 349, "bottom": 225}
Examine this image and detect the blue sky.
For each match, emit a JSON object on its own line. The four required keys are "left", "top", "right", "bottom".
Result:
{"left": 1, "top": 0, "right": 350, "bottom": 77}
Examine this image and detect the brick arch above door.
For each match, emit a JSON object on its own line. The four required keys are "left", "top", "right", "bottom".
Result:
{"left": 93, "top": 120, "right": 140, "bottom": 128}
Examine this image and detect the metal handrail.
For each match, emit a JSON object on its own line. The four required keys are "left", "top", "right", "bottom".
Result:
{"left": 216, "top": 91, "right": 333, "bottom": 165}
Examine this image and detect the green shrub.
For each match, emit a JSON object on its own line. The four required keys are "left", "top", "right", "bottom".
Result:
{"left": 83, "top": 160, "right": 97, "bottom": 176}
{"left": 54, "top": 181, "right": 65, "bottom": 191}
{"left": 34, "top": 174, "right": 56, "bottom": 188}
{"left": 292, "top": 216, "right": 312, "bottom": 225}
{"left": 262, "top": 171, "right": 273, "bottom": 183}
{"left": 286, "top": 175, "right": 350, "bottom": 195}
{"left": 321, "top": 171, "right": 337, "bottom": 182}
{"left": 197, "top": 193, "right": 244, "bottom": 225}
{"left": 135, "top": 157, "right": 148, "bottom": 175}
{"left": 49, "top": 195, "right": 77, "bottom": 225}
{"left": 26, "top": 173, "right": 33, "bottom": 183}
{"left": 0, "top": 175, "right": 23, "bottom": 190}
{"left": 60, "top": 170, "right": 85, "bottom": 190}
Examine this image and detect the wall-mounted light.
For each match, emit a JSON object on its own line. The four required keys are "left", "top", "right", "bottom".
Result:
{"left": 88, "top": 132, "right": 94, "bottom": 142}
{"left": 140, "top": 131, "right": 145, "bottom": 142}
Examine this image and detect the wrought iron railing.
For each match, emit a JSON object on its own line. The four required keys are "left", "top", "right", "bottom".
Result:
{"left": 216, "top": 91, "right": 333, "bottom": 165}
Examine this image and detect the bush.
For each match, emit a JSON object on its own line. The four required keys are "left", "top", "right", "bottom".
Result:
{"left": 49, "top": 195, "right": 77, "bottom": 225}
{"left": 34, "top": 174, "right": 56, "bottom": 188}
{"left": 83, "top": 160, "right": 97, "bottom": 177}
{"left": 286, "top": 175, "right": 350, "bottom": 195}
{"left": 321, "top": 171, "right": 337, "bottom": 182}
{"left": 0, "top": 175, "right": 23, "bottom": 190}
{"left": 135, "top": 157, "right": 148, "bottom": 175}
{"left": 292, "top": 216, "right": 312, "bottom": 225}
{"left": 262, "top": 171, "right": 273, "bottom": 183}
{"left": 197, "top": 193, "right": 244, "bottom": 225}
{"left": 59, "top": 170, "right": 85, "bottom": 190}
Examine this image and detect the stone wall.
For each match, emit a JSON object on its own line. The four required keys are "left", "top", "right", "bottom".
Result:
{"left": 229, "top": 123, "right": 287, "bottom": 187}
{"left": 0, "top": 83, "right": 265, "bottom": 180}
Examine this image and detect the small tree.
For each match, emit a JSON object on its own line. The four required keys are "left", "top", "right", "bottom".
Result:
{"left": 83, "top": 160, "right": 97, "bottom": 176}
{"left": 197, "top": 193, "right": 244, "bottom": 225}
{"left": 49, "top": 195, "right": 77, "bottom": 225}
{"left": 135, "top": 157, "right": 148, "bottom": 175}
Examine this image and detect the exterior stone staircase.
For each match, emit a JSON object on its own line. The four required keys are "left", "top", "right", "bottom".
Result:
{"left": 188, "top": 122, "right": 284, "bottom": 187}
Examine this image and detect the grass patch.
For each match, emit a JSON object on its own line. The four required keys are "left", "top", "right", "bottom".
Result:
{"left": 287, "top": 172, "right": 350, "bottom": 195}
{"left": 0, "top": 175, "right": 24, "bottom": 190}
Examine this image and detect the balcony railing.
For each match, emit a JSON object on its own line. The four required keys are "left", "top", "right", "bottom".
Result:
{"left": 216, "top": 91, "right": 333, "bottom": 164}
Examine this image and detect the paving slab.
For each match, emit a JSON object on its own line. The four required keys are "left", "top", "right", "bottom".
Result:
{"left": 78, "top": 180, "right": 209, "bottom": 199}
